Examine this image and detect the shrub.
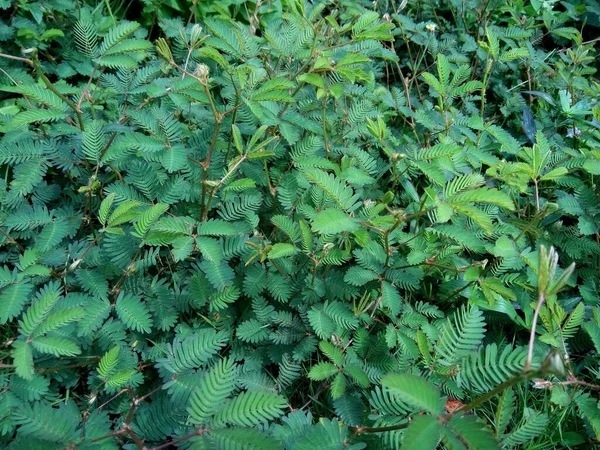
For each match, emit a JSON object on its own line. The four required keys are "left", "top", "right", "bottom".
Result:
{"left": 0, "top": 0, "right": 599, "bottom": 448}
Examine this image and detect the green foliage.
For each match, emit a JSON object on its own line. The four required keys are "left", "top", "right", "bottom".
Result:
{"left": 0, "top": 0, "right": 599, "bottom": 448}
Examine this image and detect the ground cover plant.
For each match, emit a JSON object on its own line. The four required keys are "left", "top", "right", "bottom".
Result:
{"left": 0, "top": 0, "right": 599, "bottom": 448}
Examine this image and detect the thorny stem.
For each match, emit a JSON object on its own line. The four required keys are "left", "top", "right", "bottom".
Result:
{"left": 37, "top": 358, "right": 100, "bottom": 373}
{"left": 545, "top": 379, "right": 600, "bottom": 391}
{"left": 147, "top": 429, "right": 207, "bottom": 450}
{"left": 110, "top": 248, "right": 143, "bottom": 295}
{"left": 90, "top": 389, "right": 144, "bottom": 448}
{"left": 0, "top": 52, "right": 33, "bottom": 65}
{"left": 383, "top": 206, "right": 435, "bottom": 265}
{"left": 76, "top": 65, "right": 99, "bottom": 112}
{"left": 299, "top": 382, "right": 329, "bottom": 411}
{"left": 455, "top": 370, "right": 541, "bottom": 416}
{"left": 200, "top": 117, "right": 222, "bottom": 220}
{"left": 31, "top": 53, "right": 85, "bottom": 131}
{"left": 526, "top": 290, "right": 545, "bottom": 371}
{"left": 91, "top": 429, "right": 125, "bottom": 443}
{"left": 194, "top": 74, "right": 225, "bottom": 220}
{"left": 119, "top": 390, "right": 145, "bottom": 449}
{"left": 0, "top": 227, "right": 24, "bottom": 251}
{"left": 98, "top": 388, "right": 129, "bottom": 412}
{"left": 350, "top": 422, "right": 409, "bottom": 434}
{"left": 394, "top": 61, "right": 420, "bottom": 144}
{"left": 322, "top": 97, "right": 330, "bottom": 159}
{"left": 135, "top": 384, "right": 164, "bottom": 404}
{"left": 224, "top": 78, "right": 240, "bottom": 163}
{"left": 479, "top": 58, "right": 494, "bottom": 120}
{"left": 264, "top": 160, "right": 277, "bottom": 202}
{"left": 533, "top": 179, "right": 540, "bottom": 213}
{"left": 202, "top": 154, "right": 246, "bottom": 221}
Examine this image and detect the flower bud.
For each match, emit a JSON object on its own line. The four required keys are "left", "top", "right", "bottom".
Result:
{"left": 194, "top": 64, "right": 210, "bottom": 85}
{"left": 190, "top": 24, "right": 203, "bottom": 46}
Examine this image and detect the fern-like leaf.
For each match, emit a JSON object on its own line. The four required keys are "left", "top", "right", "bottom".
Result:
{"left": 436, "top": 305, "right": 486, "bottom": 366}
{"left": 214, "top": 391, "right": 287, "bottom": 427}
{"left": 115, "top": 293, "right": 153, "bottom": 333}
{"left": 188, "top": 358, "right": 237, "bottom": 424}
{"left": 381, "top": 373, "right": 443, "bottom": 415}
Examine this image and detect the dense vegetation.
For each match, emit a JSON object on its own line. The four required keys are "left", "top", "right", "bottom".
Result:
{"left": 0, "top": 0, "right": 599, "bottom": 448}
